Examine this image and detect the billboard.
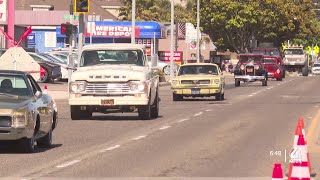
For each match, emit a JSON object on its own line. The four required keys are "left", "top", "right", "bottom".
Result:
{"left": 158, "top": 51, "right": 183, "bottom": 65}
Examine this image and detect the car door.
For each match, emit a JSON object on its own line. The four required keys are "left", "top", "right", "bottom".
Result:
{"left": 27, "top": 75, "right": 52, "bottom": 136}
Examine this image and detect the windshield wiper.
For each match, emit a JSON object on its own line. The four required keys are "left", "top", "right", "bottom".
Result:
{"left": 0, "top": 93, "right": 19, "bottom": 98}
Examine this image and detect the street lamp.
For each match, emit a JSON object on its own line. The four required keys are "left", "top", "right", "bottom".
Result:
{"left": 196, "top": 0, "right": 200, "bottom": 63}
{"left": 170, "top": 0, "right": 175, "bottom": 81}
{"left": 90, "top": 12, "right": 95, "bottom": 44}
{"left": 131, "top": 0, "right": 136, "bottom": 44}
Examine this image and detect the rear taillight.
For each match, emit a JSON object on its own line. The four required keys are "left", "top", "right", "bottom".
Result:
{"left": 40, "top": 67, "right": 46, "bottom": 77}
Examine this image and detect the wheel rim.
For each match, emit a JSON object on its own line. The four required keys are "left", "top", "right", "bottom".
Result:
{"left": 39, "top": 72, "right": 48, "bottom": 82}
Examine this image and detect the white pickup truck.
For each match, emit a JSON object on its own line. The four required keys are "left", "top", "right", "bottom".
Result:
{"left": 68, "top": 43, "right": 160, "bottom": 120}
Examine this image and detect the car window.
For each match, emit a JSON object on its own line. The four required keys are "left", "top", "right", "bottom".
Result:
{"left": 0, "top": 74, "right": 33, "bottom": 96}
{"left": 313, "top": 64, "right": 320, "bottom": 67}
{"left": 27, "top": 75, "right": 41, "bottom": 94}
{"left": 263, "top": 58, "right": 277, "bottom": 63}
{"left": 178, "top": 65, "right": 218, "bottom": 76}
{"left": 239, "top": 56, "right": 262, "bottom": 63}
{"left": 29, "top": 54, "right": 43, "bottom": 62}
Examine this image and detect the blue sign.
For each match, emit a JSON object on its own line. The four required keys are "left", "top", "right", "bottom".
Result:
{"left": 27, "top": 33, "right": 35, "bottom": 44}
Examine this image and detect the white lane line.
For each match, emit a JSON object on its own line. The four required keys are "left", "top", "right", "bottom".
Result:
{"left": 248, "top": 94, "right": 253, "bottom": 97}
{"left": 316, "top": 106, "right": 319, "bottom": 108}
{"left": 308, "top": 117, "right": 313, "bottom": 119}
{"left": 267, "top": 86, "right": 274, "bottom": 89}
{"left": 277, "top": 83, "right": 281, "bottom": 85}
{"left": 177, "top": 118, "right": 189, "bottom": 123}
{"left": 99, "top": 145, "right": 121, "bottom": 153}
{"left": 193, "top": 112, "right": 203, "bottom": 116}
{"left": 252, "top": 92, "right": 258, "bottom": 95}
{"left": 205, "top": 109, "right": 212, "bottom": 112}
{"left": 56, "top": 160, "right": 81, "bottom": 168}
{"left": 159, "top": 125, "right": 171, "bottom": 130}
{"left": 132, "top": 135, "right": 146, "bottom": 140}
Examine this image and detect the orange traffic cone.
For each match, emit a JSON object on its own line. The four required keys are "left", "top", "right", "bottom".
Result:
{"left": 293, "top": 124, "right": 303, "bottom": 148}
{"left": 288, "top": 135, "right": 311, "bottom": 180}
{"left": 297, "top": 118, "right": 313, "bottom": 176}
{"left": 43, "top": 85, "right": 48, "bottom": 94}
{"left": 272, "top": 163, "right": 283, "bottom": 179}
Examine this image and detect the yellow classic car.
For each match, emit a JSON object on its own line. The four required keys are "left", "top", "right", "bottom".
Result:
{"left": 171, "top": 63, "right": 225, "bottom": 101}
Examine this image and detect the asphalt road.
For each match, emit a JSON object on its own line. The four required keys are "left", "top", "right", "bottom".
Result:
{"left": 2, "top": 76, "right": 320, "bottom": 179}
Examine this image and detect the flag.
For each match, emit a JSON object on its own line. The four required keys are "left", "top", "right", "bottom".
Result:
{"left": 177, "top": 22, "right": 186, "bottom": 40}
{"left": 17, "top": 26, "right": 32, "bottom": 45}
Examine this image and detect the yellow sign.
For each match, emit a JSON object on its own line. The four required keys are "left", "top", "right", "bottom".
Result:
{"left": 314, "top": 45, "right": 319, "bottom": 55}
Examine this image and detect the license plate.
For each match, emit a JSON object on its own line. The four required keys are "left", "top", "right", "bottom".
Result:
{"left": 191, "top": 89, "right": 200, "bottom": 94}
{"left": 101, "top": 99, "right": 114, "bottom": 106}
{"left": 290, "top": 62, "right": 296, "bottom": 65}
{"left": 247, "top": 69, "right": 253, "bottom": 72}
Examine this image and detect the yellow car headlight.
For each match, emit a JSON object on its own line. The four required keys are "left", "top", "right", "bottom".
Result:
{"left": 171, "top": 80, "right": 179, "bottom": 85}
{"left": 214, "top": 79, "right": 220, "bottom": 84}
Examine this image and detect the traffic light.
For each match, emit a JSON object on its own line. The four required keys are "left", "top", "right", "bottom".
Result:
{"left": 74, "top": 0, "right": 89, "bottom": 13}
{"left": 61, "top": 23, "right": 75, "bottom": 37}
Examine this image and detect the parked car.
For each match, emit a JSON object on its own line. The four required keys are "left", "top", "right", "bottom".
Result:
{"left": 0, "top": 70, "right": 58, "bottom": 153}
{"left": 171, "top": 63, "right": 225, "bottom": 101}
{"left": 263, "top": 56, "right": 284, "bottom": 81}
{"left": 234, "top": 54, "right": 268, "bottom": 87}
{"left": 28, "top": 52, "right": 62, "bottom": 83}
{"left": 40, "top": 53, "right": 69, "bottom": 80}
{"left": 312, "top": 62, "right": 320, "bottom": 75}
{"left": 46, "top": 51, "right": 79, "bottom": 66}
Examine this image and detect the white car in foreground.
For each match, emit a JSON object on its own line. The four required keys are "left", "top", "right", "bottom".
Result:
{"left": 312, "top": 63, "right": 320, "bottom": 75}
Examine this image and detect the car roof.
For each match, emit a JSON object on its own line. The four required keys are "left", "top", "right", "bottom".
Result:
{"left": 0, "top": 70, "right": 28, "bottom": 75}
{"left": 180, "top": 63, "right": 219, "bottom": 67}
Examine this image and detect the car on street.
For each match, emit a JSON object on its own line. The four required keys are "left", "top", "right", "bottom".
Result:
{"left": 311, "top": 62, "right": 320, "bottom": 75}
{"left": 234, "top": 54, "right": 268, "bottom": 87}
{"left": 40, "top": 53, "right": 70, "bottom": 80}
{"left": 28, "top": 52, "right": 62, "bottom": 83}
{"left": 263, "top": 56, "right": 284, "bottom": 81}
{"left": 68, "top": 43, "right": 159, "bottom": 120}
{"left": 171, "top": 63, "right": 225, "bottom": 101}
{"left": 0, "top": 70, "right": 58, "bottom": 153}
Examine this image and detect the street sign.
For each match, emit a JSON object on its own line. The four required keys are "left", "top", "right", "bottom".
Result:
{"left": 63, "top": 14, "right": 79, "bottom": 20}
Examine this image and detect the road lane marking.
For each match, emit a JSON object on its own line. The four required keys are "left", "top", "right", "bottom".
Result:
{"left": 277, "top": 83, "right": 281, "bottom": 85}
{"left": 177, "top": 118, "right": 189, "bottom": 123}
{"left": 99, "top": 145, "right": 121, "bottom": 152}
{"left": 205, "top": 109, "right": 212, "bottom": 112}
{"left": 308, "top": 117, "right": 313, "bottom": 119}
{"left": 248, "top": 94, "right": 253, "bottom": 97}
{"left": 159, "top": 126, "right": 170, "bottom": 130}
{"left": 193, "top": 112, "right": 203, "bottom": 116}
{"left": 56, "top": 160, "right": 81, "bottom": 168}
{"left": 132, "top": 135, "right": 146, "bottom": 140}
{"left": 316, "top": 105, "right": 319, "bottom": 108}
{"left": 306, "top": 110, "right": 320, "bottom": 145}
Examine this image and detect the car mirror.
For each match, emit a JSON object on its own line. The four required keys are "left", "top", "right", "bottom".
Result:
{"left": 151, "top": 54, "right": 158, "bottom": 67}
{"left": 35, "top": 91, "right": 42, "bottom": 99}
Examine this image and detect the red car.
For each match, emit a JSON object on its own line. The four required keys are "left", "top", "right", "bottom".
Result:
{"left": 263, "top": 56, "right": 283, "bottom": 81}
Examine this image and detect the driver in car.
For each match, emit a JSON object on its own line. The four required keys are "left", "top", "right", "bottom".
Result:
{"left": 127, "top": 51, "right": 138, "bottom": 64}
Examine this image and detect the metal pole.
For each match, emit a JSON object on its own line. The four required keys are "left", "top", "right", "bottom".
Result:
{"left": 68, "top": 2, "right": 74, "bottom": 94}
{"left": 7, "top": 0, "right": 14, "bottom": 48}
{"left": 90, "top": 13, "right": 95, "bottom": 44}
{"left": 131, "top": 0, "right": 136, "bottom": 44}
{"left": 196, "top": 0, "right": 200, "bottom": 63}
{"left": 154, "top": 32, "right": 156, "bottom": 54}
{"left": 170, "top": 0, "right": 175, "bottom": 81}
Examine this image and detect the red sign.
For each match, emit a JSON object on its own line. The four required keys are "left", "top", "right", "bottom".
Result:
{"left": 135, "top": 38, "right": 151, "bottom": 47}
{"left": 158, "top": 51, "right": 183, "bottom": 62}
{"left": 86, "top": 24, "right": 140, "bottom": 38}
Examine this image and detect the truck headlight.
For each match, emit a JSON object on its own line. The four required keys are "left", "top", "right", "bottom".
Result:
{"left": 240, "top": 65, "right": 245, "bottom": 70}
{"left": 254, "top": 65, "right": 260, "bottom": 70}
{"left": 214, "top": 79, "right": 220, "bottom": 84}
{"left": 171, "top": 80, "right": 179, "bottom": 85}
{"left": 13, "top": 113, "right": 27, "bottom": 128}
{"left": 70, "top": 81, "right": 87, "bottom": 93}
{"left": 129, "top": 82, "right": 146, "bottom": 92}
{"left": 276, "top": 69, "right": 280, "bottom": 73}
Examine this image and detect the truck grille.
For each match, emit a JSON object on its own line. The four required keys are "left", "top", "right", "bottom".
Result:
{"left": 85, "top": 83, "right": 131, "bottom": 95}
{"left": 245, "top": 65, "right": 254, "bottom": 76}
{"left": 0, "top": 116, "right": 12, "bottom": 127}
{"left": 181, "top": 80, "right": 211, "bottom": 84}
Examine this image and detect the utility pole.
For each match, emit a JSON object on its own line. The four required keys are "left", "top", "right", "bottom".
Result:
{"left": 196, "top": 0, "right": 200, "bottom": 63}
{"left": 175, "top": 22, "right": 178, "bottom": 51}
{"left": 170, "top": 0, "right": 175, "bottom": 81}
{"left": 89, "top": 12, "right": 95, "bottom": 44}
{"left": 131, "top": 0, "right": 136, "bottom": 44}
{"left": 68, "top": 0, "right": 74, "bottom": 93}
{"left": 78, "top": 13, "right": 85, "bottom": 68}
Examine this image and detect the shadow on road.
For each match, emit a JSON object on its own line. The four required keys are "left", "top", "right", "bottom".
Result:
{"left": 0, "top": 142, "right": 63, "bottom": 154}
{"left": 72, "top": 115, "right": 164, "bottom": 121}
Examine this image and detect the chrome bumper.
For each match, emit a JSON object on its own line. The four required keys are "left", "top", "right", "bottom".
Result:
{"left": 0, "top": 127, "right": 33, "bottom": 140}
{"left": 234, "top": 75, "right": 265, "bottom": 80}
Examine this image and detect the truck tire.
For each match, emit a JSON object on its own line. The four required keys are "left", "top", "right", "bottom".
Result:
{"left": 151, "top": 92, "right": 159, "bottom": 118}
{"left": 70, "top": 106, "right": 92, "bottom": 120}
{"left": 262, "top": 77, "right": 268, "bottom": 86}
{"left": 138, "top": 104, "right": 151, "bottom": 120}
{"left": 173, "top": 93, "right": 183, "bottom": 101}
{"left": 302, "top": 67, "right": 309, "bottom": 76}
{"left": 215, "top": 92, "right": 224, "bottom": 101}
{"left": 235, "top": 80, "right": 240, "bottom": 87}
{"left": 37, "top": 126, "right": 52, "bottom": 148}
{"left": 18, "top": 134, "right": 36, "bottom": 153}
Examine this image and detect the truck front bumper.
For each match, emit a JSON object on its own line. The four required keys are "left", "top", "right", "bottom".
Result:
{"left": 234, "top": 75, "right": 265, "bottom": 80}
{"left": 69, "top": 94, "right": 149, "bottom": 106}
{"left": 0, "top": 127, "right": 33, "bottom": 141}
{"left": 172, "top": 87, "right": 221, "bottom": 95}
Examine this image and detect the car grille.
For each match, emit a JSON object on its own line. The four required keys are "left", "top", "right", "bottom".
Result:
{"left": 245, "top": 65, "right": 254, "bottom": 76}
{"left": 181, "top": 80, "right": 211, "bottom": 84}
{"left": 85, "top": 83, "right": 131, "bottom": 95}
{"left": 0, "top": 116, "right": 12, "bottom": 127}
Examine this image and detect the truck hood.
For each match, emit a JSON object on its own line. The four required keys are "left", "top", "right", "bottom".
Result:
{"left": 72, "top": 64, "right": 150, "bottom": 82}
{"left": 0, "top": 96, "right": 30, "bottom": 114}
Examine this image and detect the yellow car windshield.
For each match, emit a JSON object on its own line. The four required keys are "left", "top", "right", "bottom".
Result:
{"left": 178, "top": 65, "right": 218, "bottom": 76}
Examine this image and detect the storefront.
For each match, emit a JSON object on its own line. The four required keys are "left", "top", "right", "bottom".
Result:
{"left": 55, "top": 21, "right": 166, "bottom": 55}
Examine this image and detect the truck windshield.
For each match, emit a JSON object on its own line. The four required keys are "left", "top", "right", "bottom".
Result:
{"left": 239, "top": 56, "right": 262, "bottom": 63}
{"left": 80, "top": 50, "right": 144, "bottom": 67}
{"left": 284, "top": 49, "right": 304, "bottom": 55}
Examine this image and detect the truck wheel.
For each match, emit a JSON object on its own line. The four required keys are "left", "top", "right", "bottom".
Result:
{"left": 302, "top": 67, "right": 309, "bottom": 76}
{"left": 151, "top": 92, "right": 159, "bottom": 118}
{"left": 138, "top": 104, "right": 151, "bottom": 120}
{"left": 18, "top": 134, "right": 36, "bottom": 153}
{"left": 70, "top": 106, "right": 92, "bottom": 120}
{"left": 39, "top": 70, "right": 49, "bottom": 83}
{"left": 283, "top": 70, "right": 286, "bottom": 78}
{"left": 262, "top": 78, "right": 268, "bottom": 86}
{"left": 173, "top": 93, "right": 183, "bottom": 101}
{"left": 235, "top": 80, "right": 240, "bottom": 87}
{"left": 276, "top": 77, "right": 282, "bottom": 81}
{"left": 215, "top": 92, "right": 224, "bottom": 101}
{"left": 37, "top": 126, "right": 52, "bottom": 148}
